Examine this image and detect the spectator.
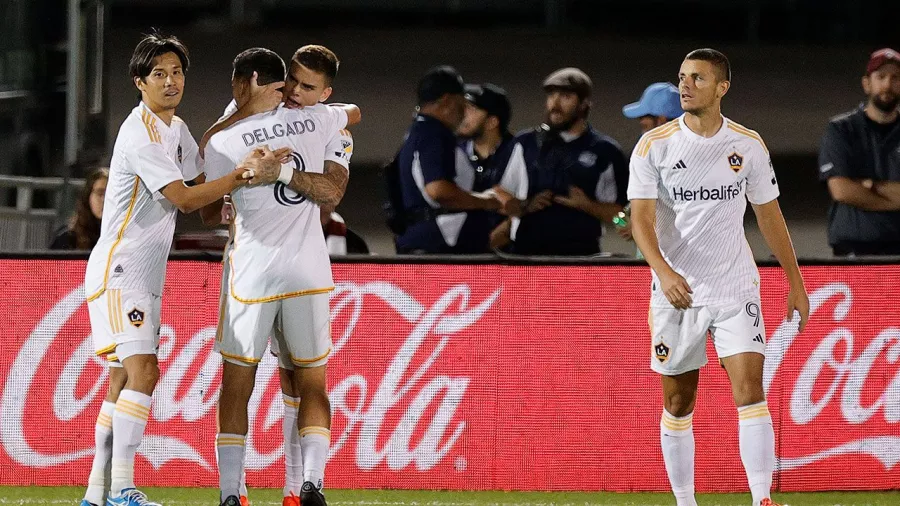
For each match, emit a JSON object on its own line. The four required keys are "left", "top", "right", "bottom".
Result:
{"left": 622, "top": 82, "right": 683, "bottom": 133}
{"left": 498, "top": 68, "right": 629, "bottom": 256}
{"left": 49, "top": 167, "right": 109, "bottom": 250}
{"left": 393, "top": 66, "right": 504, "bottom": 254}
{"left": 321, "top": 205, "right": 369, "bottom": 254}
{"left": 819, "top": 48, "right": 900, "bottom": 256}
{"left": 455, "top": 83, "right": 520, "bottom": 252}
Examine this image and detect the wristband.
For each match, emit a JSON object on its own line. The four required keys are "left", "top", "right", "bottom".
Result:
{"left": 278, "top": 163, "right": 293, "bottom": 185}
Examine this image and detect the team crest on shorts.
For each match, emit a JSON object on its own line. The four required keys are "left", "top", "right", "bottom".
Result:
{"left": 127, "top": 308, "right": 145, "bottom": 328}
{"left": 728, "top": 152, "right": 744, "bottom": 172}
{"left": 654, "top": 342, "right": 670, "bottom": 363}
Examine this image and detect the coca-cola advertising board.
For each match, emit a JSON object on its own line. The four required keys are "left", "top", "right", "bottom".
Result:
{"left": 0, "top": 259, "right": 898, "bottom": 491}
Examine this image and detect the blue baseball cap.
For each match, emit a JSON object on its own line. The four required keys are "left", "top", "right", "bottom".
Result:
{"left": 622, "top": 82, "right": 683, "bottom": 120}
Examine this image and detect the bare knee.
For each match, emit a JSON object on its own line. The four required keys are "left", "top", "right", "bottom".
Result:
{"left": 121, "top": 355, "right": 159, "bottom": 395}
{"left": 106, "top": 366, "right": 128, "bottom": 402}
{"left": 664, "top": 390, "right": 697, "bottom": 417}
{"left": 661, "top": 371, "right": 699, "bottom": 417}
{"left": 279, "top": 367, "right": 299, "bottom": 398}
{"left": 731, "top": 382, "right": 765, "bottom": 407}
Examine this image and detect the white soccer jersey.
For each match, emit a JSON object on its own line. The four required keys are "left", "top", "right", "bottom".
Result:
{"left": 84, "top": 103, "right": 202, "bottom": 301}
{"left": 205, "top": 103, "right": 348, "bottom": 302}
{"left": 627, "top": 115, "right": 780, "bottom": 307}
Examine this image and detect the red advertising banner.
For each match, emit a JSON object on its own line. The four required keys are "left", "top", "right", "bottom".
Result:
{"left": 0, "top": 259, "right": 898, "bottom": 492}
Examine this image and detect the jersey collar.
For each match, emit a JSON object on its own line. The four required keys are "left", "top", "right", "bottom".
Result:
{"left": 677, "top": 114, "right": 729, "bottom": 143}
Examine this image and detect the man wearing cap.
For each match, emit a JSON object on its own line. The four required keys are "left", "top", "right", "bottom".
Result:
{"left": 455, "top": 83, "right": 522, "bottom": 252}
{"left": 498, "top": 67, "right": 629, "bottom": 255}
{"left": 393, "top": 65, "right": 504, "bottom": 254}
{"left": 819, "top": 48, "right": 900, "bottom": 256}
{"left": 623, "top": 82, "right": 684, "bottom": 134}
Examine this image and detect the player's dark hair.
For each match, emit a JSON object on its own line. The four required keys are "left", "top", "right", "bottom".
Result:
{"left": 129, "top": 30, "right": 190, "bottom": 81}
{"left": 291, "top": 45, "right": 339, "bottom": 85}
{"left": 685, "top": 48, "right": 731, "bottom": 82}
{"left": 233, "top": 47, "right": 286, "bottom": 86}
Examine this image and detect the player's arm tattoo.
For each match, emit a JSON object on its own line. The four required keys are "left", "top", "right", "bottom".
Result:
{"left": 286, "top": 161, "right": 349, "bottom": 207}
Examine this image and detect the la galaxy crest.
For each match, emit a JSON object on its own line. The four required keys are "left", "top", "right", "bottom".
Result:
{"left": 728, "top": 151, "right": 743, "bottom": 172}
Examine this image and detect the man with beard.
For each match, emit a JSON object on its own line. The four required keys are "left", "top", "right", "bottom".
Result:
{"left": 819, "top": 48, "right": 900, "bottom": 255}
{"left": 497, "top": 67, "right": 628, "bottom": 255}
{"left": 454, "top": 83, "right": 521, "bottom": 252}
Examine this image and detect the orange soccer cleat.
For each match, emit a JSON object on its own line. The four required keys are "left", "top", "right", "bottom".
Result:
{"left": 240, "top": 496, "right": 250, "bottom": 506}
{"left": 760, "top": 499, "right": 781, "bottom": 506}
{"left": 281, "top": 492, "right": 300, "bottom": 506}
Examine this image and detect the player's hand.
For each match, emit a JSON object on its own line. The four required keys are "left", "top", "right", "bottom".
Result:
{"left": 493, "top": 186, "right": 523, "bottom": 217}
{"left": 786, "top": 283, "right": 810, "bottom": 332}
{"left": 659, "top": 269, "right": 693, "bottom": 309}
{"left": 244, "top": 72, "right": 285, "bottom": 115}
{"left": 238, "top": 145, "right": 293, "bottom": 185}
{"left": 616, "top": 221, "right": 634, "bottom": 241}
{"left": 524, "top": 190, "right": 553, "bottom": 214}
{"left": 554, "top": 186, "right": 591, "bottom": 212}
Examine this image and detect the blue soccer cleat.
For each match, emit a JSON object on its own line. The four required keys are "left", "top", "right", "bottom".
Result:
{"left": 105, "top": 488, "right": 161, "bottom": 506}
{"left": 81, "top": 500, "right": 100, "bottom": 506}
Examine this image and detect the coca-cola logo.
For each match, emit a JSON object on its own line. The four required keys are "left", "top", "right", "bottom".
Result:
{"left": 0, "top": 281, "right": 500, "bottom": 472}
{"left": 764, "top": 283, "right": 900, "bottom": 471}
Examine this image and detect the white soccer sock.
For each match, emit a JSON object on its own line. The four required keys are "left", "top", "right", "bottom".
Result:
{"left": 110, "top": 390, "right": 151, "bottom": 496}
{"left": 738, "top": 402, "right": 775, "bottom": 506}
{"left": 239, "top": 453, "right": 248, "bottom": 498}
{"left": 83, "top": 401, "right": 115, "bottom": 505}
{"left": 661, "top": 410, "right": 698, "bottom": 506}
{"left": 300, "top": 427, "right": 330, "bottom": 489}
{"left": 283, "top": 395, "right": 303, "bottom": 496}
{"left": 217, "top": 433, "right": 246, "bottom": 501}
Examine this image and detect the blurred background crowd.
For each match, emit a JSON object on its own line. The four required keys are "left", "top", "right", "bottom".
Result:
{"left": 2, "top": 0, "right": 899, "bottom": 258}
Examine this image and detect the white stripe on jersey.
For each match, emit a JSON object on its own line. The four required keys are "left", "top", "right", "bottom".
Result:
{"left": 627, "top": 115, "right": 779, "bottom": 307}
{"left": 84, "top": 103, "right": 201, "bottom": 300}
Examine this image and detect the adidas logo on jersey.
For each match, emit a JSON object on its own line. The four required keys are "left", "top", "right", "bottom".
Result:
{"left": 672, "top": 160, "right": 687, "bottom": 170}
{"left": 114, "top": 265, "right": 124, "bottom": 274}
{"left": 753, "top": 334, "right": 764, "bottom": 344}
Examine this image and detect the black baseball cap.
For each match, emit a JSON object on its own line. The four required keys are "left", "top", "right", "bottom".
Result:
{"left": 417, "top": 65, "right": 465, "bottom": 104}
{"left": 465, "top": 83, "right": 512, "bottom": 130}
{"left": 542, "top": 67, "right": 593, "bottom": 99}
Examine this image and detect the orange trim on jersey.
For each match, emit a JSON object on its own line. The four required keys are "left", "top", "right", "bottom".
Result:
{"left": 219, "top": 350, "right": 262, "bottom": 364}
{"left": 726, "top": 122, "right": 769, "bottom": 155}
{"left": 95, "top": 343, "right": 117, "bottom": 357}
{"left": 290, "top": 348, "right": 331, "bottom": 367}
{"left": 141, "top": 108, "right": 162, "bottom": 143}
{"left": 107, "top": 354, "right": 119, "bottom": 362}
{"left": 226, "top": 200, "right": 335, "bottom": 304}
{"left": 637, "top": 121, "right": 680, "bottom": 157}
{"left": 86, "top": 179, "right": 141, "bottom": 302}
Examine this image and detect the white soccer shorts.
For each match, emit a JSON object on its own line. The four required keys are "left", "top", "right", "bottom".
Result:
{"left": 88, "top": 288, "right": 162, "bottom": 365}
{"left": 215, "top": 292, "right": 332, "bottom": 369}
{"left": 648, "top": 298, "right": 766, "bottom": 376}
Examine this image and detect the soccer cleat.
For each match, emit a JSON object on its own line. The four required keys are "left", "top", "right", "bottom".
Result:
{"left": 240, "top": 496, "right": 251, "bottom": 506}
{"left": 105, "top": 488, "right": 161, "bottom": 506}
{"left": 299, "top": 481, "right": 327, "bottom": 506}
{"left": 281, "top": 492, "right": 299, "bottom": 506}
{"left": 81, "top": 501, "right": 100, "bottom": 506}
{"left": 219, "top": 496, "right": 241, "bottom": 506}
{"left": 760, "top": 499, "right": 781, "bottom": 506}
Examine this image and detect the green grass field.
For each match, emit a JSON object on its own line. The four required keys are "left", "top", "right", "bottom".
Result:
{"left": 0, "top": 488, "right": 898, "bottom": 506}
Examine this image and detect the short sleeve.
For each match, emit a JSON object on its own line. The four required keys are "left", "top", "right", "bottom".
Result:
{"left": 627, "top": 142, "right": 659, "bottom": 200}
{"left": 134, "top": 142, "right": 186, "bottom": 199}
{"left": 203, "top": 138, "right": 234, "bottom": 182}
{"left": 308, "top": 104, "right": 349, "bottom": 138}
{"left": 498, "top": 143, "right": 529, "bottom": 200}
{"left": 178, "top": 124, "right": 203, "bottom": 181}
{"left": 325, "top": 129, "right": 353, "bottom": 169}
{"left": 745, "top": 140, "right": 780, "bottom": 205}
{"left": 415, "top": 132, "right": 456, "bottom": 184}
{"left": 818, "top": 121, "right": 854, "bottom": 181}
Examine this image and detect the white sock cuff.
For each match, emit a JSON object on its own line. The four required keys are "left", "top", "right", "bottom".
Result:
{"left": 738, "top": 401, "right": 771, "bottom": 426}
{"left": 216, "top": 433, "right": 247, "bottom": 447}
{"left": 100, "top": 401, "right": 117, "bottom": 415}
{"left": 115, "top": 390, "right": 151, "bottom": 423}
{"left": 283, "top": 395, "right": 301, "bottom": 409}
{"left": 299, "top": 426, "right": 331, "bottom": 440}
{"left": 662, "top": 409, "right": 693, "bottom": 433}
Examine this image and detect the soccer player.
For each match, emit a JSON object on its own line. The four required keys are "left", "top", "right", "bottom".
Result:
{"left": 80, "top": 32, "right": 259, "bottom": 506}
{"left": 628, "top": 49, "right": 810, "bottom": 506}
{"left": 200, "top": 45, "right": 356, "bottom": 506}
{"left": 203, "top": 47, "right": 356, "bottom": 506}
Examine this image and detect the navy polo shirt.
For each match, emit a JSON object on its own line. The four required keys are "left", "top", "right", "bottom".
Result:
{"left": 512, "top": 125, "right": 629, "bottom": 255}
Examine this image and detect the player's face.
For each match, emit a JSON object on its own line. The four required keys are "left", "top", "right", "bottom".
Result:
{"left": 283, "top": 61, "right": 332, "bottom": 109}
{"left": 863, "top": 63, "right": 900, "bottom": 113}
{"left": 545, "top": 90, "right": 582, "bottom": 129}
{"left": 89, "top": 177, "right": 107, "bottom": 220}
{"left": 134, "top": 52, "right": 185, "bottom": 112}
{"left": 678, "top": 59, "right": 727, "bottom": 114}
{"left": 457, "top": 102, "right": 489, "bottom": 138}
